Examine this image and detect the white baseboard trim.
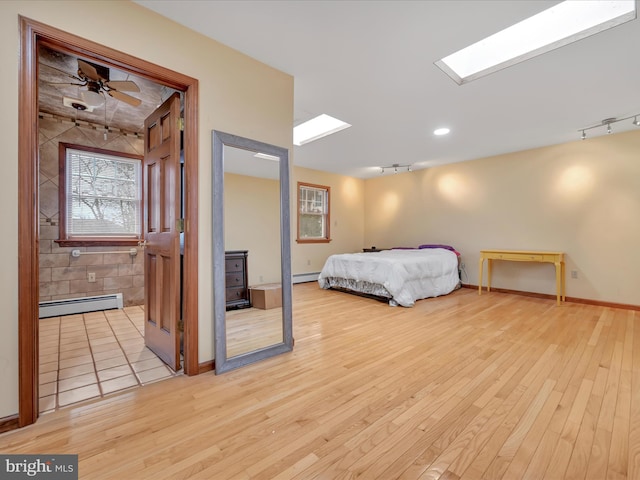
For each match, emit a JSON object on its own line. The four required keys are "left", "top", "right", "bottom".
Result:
{"left": 293, "top": 272, "right": 320, "bottom": 284}
{"left": 39, "top": 293, "right": 124, "bottom": 318}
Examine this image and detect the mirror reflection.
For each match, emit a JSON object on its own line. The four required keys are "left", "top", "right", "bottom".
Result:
{"left": 223, "top": 146, "right": 283, "bottom": 357}
{"left": 212, "top": 130, "right": 293, "bottom": 374}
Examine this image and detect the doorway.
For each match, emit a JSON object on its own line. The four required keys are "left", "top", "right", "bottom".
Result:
{"left": 19, "top": 17, "right": 200, "bottom": 427}
{"left": 36, "top": 57, "right": 182, "bottom": 410}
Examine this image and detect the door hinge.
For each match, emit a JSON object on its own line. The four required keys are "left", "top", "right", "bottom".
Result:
{"left": 178, "top": 117, "right": 185, "bottom": 131}
{"left": 178, "top": 319, "right": 184, "bottom": 332}
{"left": 176, "top": 218, "right": 185, "bottom": 233}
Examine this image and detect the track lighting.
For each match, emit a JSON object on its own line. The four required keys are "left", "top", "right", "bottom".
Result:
{"left": 379, "top": 163, "right": 412, "bottom": 174}
{"left": 578, "top": 113, "right": 640, "bottom": 140}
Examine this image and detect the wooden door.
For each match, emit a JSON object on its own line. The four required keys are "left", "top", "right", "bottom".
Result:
{"left": 143, "top": 92, "right": 181, "bottom": 371}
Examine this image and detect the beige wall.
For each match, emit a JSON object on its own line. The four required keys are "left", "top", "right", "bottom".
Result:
{"left": 365, "top": 130, "right": 640, "bottom": 305}
{"left": 225, "top": 165, "right": 366, "bottom": 284}
{"left": 292, "top": 166, "right": 365, "bottom": 274}
{"left": 0, "top": 1, "right": 293, "bottom": 418}
{"left": 224, "top": 173, "right": 281, "bottom": 285}
{"left": 224, "top": 166, "right": 366, "bottom": 283}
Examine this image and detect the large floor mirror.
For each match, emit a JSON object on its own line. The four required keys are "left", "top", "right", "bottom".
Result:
{"left": 212, "top": 131, "right": 293, "bottom": 373}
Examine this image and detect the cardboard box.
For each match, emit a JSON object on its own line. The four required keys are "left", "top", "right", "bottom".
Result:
{"left": 250, "top": 283, "right": 282, "bottom": 310}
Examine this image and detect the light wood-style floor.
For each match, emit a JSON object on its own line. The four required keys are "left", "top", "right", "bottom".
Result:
{"left": 2, "top": 283, "right": 639, "bottom": 479}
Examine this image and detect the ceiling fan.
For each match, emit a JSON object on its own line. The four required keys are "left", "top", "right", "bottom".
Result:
{"left": 52, "top": 58, "right": 142, "bottom": 109}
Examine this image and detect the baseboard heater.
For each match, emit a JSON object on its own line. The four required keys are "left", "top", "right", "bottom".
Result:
{"left": 39, "top": 293, "right": 124, "bottom": 319}
{"left": 292, "top": 272, "right": 320, "bottom": 284}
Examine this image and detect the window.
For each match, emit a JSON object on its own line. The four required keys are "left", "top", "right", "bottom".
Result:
{"left": 297, "top": 182, "right": 330, "bottom": 243}
{"left": 58, "top": 143, "right": 143, "bottom": 246}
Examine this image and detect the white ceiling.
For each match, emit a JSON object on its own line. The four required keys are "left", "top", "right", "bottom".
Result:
{"left": 135, "top": 0, "right": 640, "bottom": 179}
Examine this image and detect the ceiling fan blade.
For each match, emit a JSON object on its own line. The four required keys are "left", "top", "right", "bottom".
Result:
{"left": 40, "top": 63, "right": 86, "bottom": 83}
{"left": 78, "top": 59, "right": 103, "bottom": 81}
{"left": 108, "top": 90, "right": 142, "bottom": 107}
{"left": 105, "top": 80, "right": 140, "bottom": 93}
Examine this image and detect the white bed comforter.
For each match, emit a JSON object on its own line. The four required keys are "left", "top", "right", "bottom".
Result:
{"left": 318, "top": 248, "right": 460, "bottom": 307}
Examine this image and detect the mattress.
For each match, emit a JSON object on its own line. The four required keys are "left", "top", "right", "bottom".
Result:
{"left": 318, "top": 248, "right": 460, "bottom": 307}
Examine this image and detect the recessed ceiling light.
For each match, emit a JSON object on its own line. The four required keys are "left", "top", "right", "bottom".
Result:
{"left": 435, "top": 0, "right": 636, "bottom": 85}
{"left": 293, "top": 114, "right": 351, "bottom": 146}
{"left": 434, "top": 127, "right": 450, "bottom": 136}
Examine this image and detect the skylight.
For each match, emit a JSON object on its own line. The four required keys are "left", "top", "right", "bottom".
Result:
{"left": 254, "top": 152, "right": 280, "bottom": 161}
{"left": 293, "top": 114, "right": 351, "bottom": 146}
{"left": 435, "top": 0, "right": 636, "bottom": 85}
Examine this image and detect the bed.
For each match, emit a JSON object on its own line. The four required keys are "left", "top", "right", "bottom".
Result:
{"left": 318, "top": 246, "right": 461, "bottom": 307}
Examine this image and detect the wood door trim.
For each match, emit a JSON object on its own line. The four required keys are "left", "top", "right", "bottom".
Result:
{"left": 18, "top": 16, "right": 200, "bottom": 427}
{"left": 0, "top": 414, "right": 19, "bottom": 434}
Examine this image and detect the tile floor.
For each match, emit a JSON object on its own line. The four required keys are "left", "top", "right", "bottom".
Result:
{"left": 39, "top": 306, "right": 178, "bottom": 414}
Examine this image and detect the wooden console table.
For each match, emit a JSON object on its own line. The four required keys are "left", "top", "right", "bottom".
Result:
{"left": 478, "top": 249, "right": 565, "bottom": 305}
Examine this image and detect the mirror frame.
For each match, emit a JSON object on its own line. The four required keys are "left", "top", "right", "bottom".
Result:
{"left": 212, "top": 130, "right": 293, "bottom": 374}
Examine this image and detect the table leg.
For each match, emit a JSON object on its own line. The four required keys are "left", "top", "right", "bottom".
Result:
{"left": 478, "top": 257, "right": 484, "bottom": 295}
{"left": 561, "top": 261, "right": 566, "bottom": 301}
{"left": 554, "top": 261, "right": 562, "bottom": 305}
{"left": 487, "top": 259, "right": 492, "bottom": 292}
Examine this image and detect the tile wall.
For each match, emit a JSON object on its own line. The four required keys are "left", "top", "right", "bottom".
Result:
{"left": 39, "top": 112, "right": 145, "bottom": 306}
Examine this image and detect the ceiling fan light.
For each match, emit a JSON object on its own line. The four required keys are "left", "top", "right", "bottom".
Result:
{"left": 81, "top": 89, "right": 104, "bottom": 108}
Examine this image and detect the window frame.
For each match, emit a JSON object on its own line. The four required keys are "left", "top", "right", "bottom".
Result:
{"left": 296, "top": 181, "right": 331, "bottom": 244}
{"left": 56, "top": 142, "right": 143, "bottom": 247}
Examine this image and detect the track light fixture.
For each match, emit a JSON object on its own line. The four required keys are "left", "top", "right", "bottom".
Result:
{"left": 379, "top": 163, "right": 412, "bottom": 174}
{"left": 579, "top": 113, "right": 640, "bottom": 140}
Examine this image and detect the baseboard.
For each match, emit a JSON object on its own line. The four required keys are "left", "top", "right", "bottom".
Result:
{"left": 198, "top": 360, "right": 215, "bottom": 374}
{"left": 0, "top": 414, "right": 19, "bottom": 434}
{"left": 461, "top": 284, "right": 640, "bottom": 311}
{"left": 563, "top": 296, "right": 640, "bottom": 311}
{"left": 293, "top": 272, "right": 320, "bottom": 284}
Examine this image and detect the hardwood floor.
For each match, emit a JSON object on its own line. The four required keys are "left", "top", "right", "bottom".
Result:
{"left": 1, "top": 283, "right": 638, "bottom": 479}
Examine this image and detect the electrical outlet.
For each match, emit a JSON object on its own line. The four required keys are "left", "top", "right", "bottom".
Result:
{"left": 88, "top": 272, "right": 96, "bottom": 283}
{"left": 571, "top": 270, "right": 578, "bottom": 279}
{"left": 307, "top": 259, "right": 311, "bottom": 266}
